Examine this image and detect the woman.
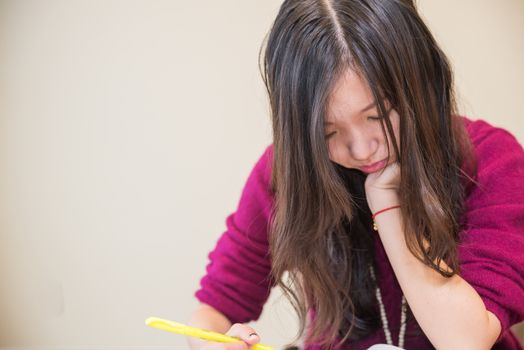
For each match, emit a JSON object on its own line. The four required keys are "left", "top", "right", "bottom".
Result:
{"left": 188, "top": 0, "right": 524, "bottom": 349}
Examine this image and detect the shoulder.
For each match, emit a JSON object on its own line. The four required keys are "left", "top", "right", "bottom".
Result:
{"left": 460, "top": 115, "right": 523, "bottom": 155}
{"left": 457, "top": 116, "right": 524, "bottom": 336}
{"left": 259, "top": 144, "right": 274, "bottom": 171}
{"left": 457, "top": 114, "right": 524, "bottom": 230}
{"left": 458, "top": 115, "right": 524, "bottom": 183}
{"left": 249, "top": 144, "right": 274, "bottom": 191}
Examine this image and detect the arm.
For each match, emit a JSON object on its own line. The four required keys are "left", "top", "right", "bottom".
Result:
{"left": 194, "top": 145, "right": 275, "bottom": 322}
{"left": 365, "top": 123, "right": 524, "bottom": 349}
{"left": 371, "top": 200, "right": 501, "bottom": 349}
{"left": 191, "top": 146, "right": 275, "bottom": 349}
{"left": 187, "top": 303, "right": 232, "bottom": 350}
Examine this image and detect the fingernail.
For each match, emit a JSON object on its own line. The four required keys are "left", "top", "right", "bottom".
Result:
{"left": 249, "top": 332, "right": 259, "bottom": 338}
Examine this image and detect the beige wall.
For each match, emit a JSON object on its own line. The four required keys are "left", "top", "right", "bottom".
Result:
{"left": 418, "top": 0, "right": 524, "bottom": 141}
{"left": 0, "top": 0, "right": 522, "bottom": 348}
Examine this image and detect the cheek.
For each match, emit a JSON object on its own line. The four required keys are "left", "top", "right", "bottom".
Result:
{"left": 327, "top": 140, "right": 348, "bottom": 167}
{"left": 327, "top": 139, "right": 339, "bottom": 162}
{"left": 387, "top": 111, "right": 401, "bottom": 150}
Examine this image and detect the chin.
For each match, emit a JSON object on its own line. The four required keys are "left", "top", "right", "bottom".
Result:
{"left": 331, "top": 162, "right": 367, "bottom": 175}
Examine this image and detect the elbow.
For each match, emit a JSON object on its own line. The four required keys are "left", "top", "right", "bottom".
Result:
{"left": 433, "top": 337, "right": 494, "bottom": 350}
{"left": 431, "top": 311, "right": 501, "bottom": 350}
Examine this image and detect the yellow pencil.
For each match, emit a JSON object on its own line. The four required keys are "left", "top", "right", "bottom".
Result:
{"left": 145, "top": 317, "right": 276, "bottom": 350}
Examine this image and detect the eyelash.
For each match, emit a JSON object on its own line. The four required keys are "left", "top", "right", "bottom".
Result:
{"left": 324, "top": 116, "right": 382, "bottom": 139}
{"left": 325, "top": 132, "right": 336, "bottom": 140}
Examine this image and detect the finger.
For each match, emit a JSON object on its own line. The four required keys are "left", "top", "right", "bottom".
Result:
{"left": 226, "top": 323, "right": 261, "bottom": 345}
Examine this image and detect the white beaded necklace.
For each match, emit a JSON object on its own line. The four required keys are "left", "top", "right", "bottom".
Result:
{"left": 369, "top": 265, "right": 407, "bottom": 348}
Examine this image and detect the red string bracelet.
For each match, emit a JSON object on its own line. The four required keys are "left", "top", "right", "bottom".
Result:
{"left": 372, "top": 205, "right": 401, "bottom": 231}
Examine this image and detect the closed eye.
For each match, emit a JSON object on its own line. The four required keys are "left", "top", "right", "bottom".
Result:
{"left": 368, "top": 107, "right": 393, "bottom": 121}
{"left": 325, "top": 131, "right": 336, "bottom": 139}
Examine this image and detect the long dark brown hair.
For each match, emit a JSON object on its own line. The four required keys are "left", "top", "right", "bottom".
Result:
{"left": 260, "top": 0, "right": 477, "bottom": 348}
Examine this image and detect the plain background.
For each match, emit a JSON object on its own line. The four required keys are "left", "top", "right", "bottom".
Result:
{"left": 0, "top": 0, "right": 523, "bottom": 348}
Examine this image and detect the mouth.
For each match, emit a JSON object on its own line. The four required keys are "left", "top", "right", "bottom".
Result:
{"left": 359, "top": 159, "right": 388, "bottom": 173}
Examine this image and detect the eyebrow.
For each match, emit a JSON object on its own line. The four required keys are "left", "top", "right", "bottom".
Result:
{"left": 360, "top": 100, "right": 378, "bottom": 114}
{"left": 324, "top": 100, "right": 378, "bottom": 125}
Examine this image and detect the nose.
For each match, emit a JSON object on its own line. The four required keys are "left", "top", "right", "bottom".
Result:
{"left": 346, "top": 130, "right": 378, "bottom": 163}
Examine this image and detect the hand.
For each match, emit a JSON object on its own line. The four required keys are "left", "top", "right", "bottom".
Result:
{"left": 201, "top": 323, "right": 261, "bottom": 350}
{"left": 364, "top": 161, "right": 401, "bottom": 213}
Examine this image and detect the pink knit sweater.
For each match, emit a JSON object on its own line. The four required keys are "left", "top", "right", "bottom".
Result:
{"left": 195, "top": 116, "right": 524, "bottom": 349}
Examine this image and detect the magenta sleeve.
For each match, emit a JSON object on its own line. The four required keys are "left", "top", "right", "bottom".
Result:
{"left": 458, "top": 119, "right": 524, "bottom": 341}
{"left": 195, "top": 145, "right": 275, "bottom": 324}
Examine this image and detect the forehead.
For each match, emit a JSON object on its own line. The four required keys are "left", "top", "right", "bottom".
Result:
{"left": 326, "top": 68, "right": 376, "bottom": 121}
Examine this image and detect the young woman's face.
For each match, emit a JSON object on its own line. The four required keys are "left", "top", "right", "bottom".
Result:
{"left": 324, "top": 68, "right": 400, "bottom": 174}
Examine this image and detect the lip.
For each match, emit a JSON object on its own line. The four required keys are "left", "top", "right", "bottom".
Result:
{"left": 359, "top": 159, "right": 388, "bottom": 173}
